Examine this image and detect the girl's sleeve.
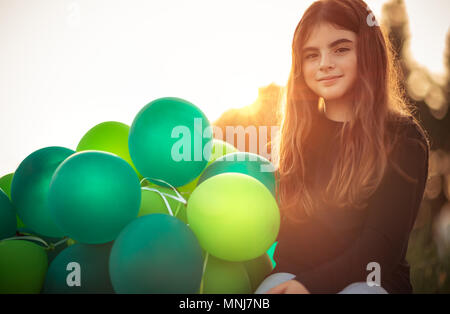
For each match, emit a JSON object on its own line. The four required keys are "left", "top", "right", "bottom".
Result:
{"left": 293, "top": 129, "right": 429, "bottom": 293}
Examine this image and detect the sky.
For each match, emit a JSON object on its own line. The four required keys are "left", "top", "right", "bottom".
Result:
{"left": 0, "top": 0, "right": 449, "bottom": 176}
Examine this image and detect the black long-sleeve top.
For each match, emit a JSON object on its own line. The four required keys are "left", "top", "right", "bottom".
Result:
{"left": 271, "top": 111, "right": 429, "bottom": 294}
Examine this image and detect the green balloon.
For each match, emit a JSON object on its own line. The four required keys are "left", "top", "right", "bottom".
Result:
{"left": 197, "top": 152, "right": 276, "bottom": 197}
{"left": 0, "top": 189, "right": 16, "bottom": 240}
{"left": 187, "top": 172, "right": 280, "bottom": 262}
{"left": 44, "top": 242, "right": 114, "bottom": 293}
{"left": 1, "top": 173, "right": 26, "bottom": 230}
{"left": 139, "top": 185, "right": 187, "bottom": 224}
{"left": 129, "top": 97, "right": 212, "bottom": 187}
{"left": 77, "top": 121, "right": 141, "bottom": 178}
{"left": 0, "top": 239, "right": 48, "bottom": 293}
{"left": 178, "top": 139, "right": 238, "bottom": 198}
{"left": 0, "top": 173, "right": 13, "bottom": 198}
{"left": 202, "top": 254, "right": 252, "bottom": 294}
{"left": 11, "top": 147, "right": 75, "bottom": 238}
{"left": 48, "top": 151, "right": 141, "bottom": 244}
{"left": 243, "top": 253, "right": 274, "bottom": 293}
{"left": 109, "top": 214, "right": 203, "bottom": 294}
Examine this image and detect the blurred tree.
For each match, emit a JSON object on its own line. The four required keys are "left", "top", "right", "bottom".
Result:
{"left": 382, "top": 0, "right": 450, "bottom": 293}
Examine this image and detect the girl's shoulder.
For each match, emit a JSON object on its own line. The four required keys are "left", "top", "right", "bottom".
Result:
{"left": 387, "top": 114, "right": 430, "bottom": 150}
{"left": 386, "top": 114, "right": 430, "bottom": 180}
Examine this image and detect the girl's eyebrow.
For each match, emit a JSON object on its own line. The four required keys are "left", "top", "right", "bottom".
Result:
{"left": 302, "top": 38, "right": 353, "bottom": 53}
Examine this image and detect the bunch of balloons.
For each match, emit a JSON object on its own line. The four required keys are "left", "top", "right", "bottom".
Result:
{"left": 0, "top": 97, "right": 280, "bottom": 294}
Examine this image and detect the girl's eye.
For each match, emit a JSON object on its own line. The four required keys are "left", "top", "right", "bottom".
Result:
{"left": 336, "top": 48, "right": 350, "bottom": 53}
{"left": 305, "top": 54, "right": 318, "bottom": 60}
{"left": 305, "top": 48, "right": 349, "bottom": 60}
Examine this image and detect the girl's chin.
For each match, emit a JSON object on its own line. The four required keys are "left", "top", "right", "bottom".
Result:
{"left": 318, "top": 92, "right": 347, "bottom": 101}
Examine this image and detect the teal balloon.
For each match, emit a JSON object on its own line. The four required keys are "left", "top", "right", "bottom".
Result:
{"left": 0, "top": 189, "right": 16, "bottom": 240}
{"left": 197, "top": 152, "right": 276, "bottom": 197}
{"left": 202, "top": 255, "right": 252, "bottom": 294}
{"left": 129, "top": 97, "right": 212, "bottom": 187}
{"left": 48, "top": 151, "right": 141, "bottom": 244}
{"left": 243, "top": 253, "right": 274, "bottom": 293}
{"left": 44, "top": 242, "right": 114, "bottom": 293}
{"left": 11, "top": 147, "right": 75, "bottom": 238}
{"left": 109, "top": 214, "right": 203, "bottom": 294}
{"left": 266, "top": 241, "right": 278, "bottom": 268}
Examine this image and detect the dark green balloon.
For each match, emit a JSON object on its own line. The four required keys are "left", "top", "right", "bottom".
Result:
{"left": 202, "top": 255, "right": 252, "bottom": 294}
{"left": 0, "top": 239, "right": 48, "bottom": 294}
{"left": 44, "top": 242, "right": 114, "bottom": 294}
{"left": 0, "top": 189, "right": 16, "bottom": 240}
{"left": 197, "top": 152, "right": 276, "bottom": 196}
{"left": 243, "top": 253, "right": 274, "bottom": 293}
{"left": 129, "top": 97, "right": 212, "bottom": 187}
{"left": 11, "top": 147, "right": 75, "bottom": 238}
{"left": 48, "top": 151, "right": 141, "bottom": 244}
{"left": 109, "top": 214, "right": 203, "bottom": 294}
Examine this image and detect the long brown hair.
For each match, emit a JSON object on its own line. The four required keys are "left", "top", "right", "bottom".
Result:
{"left": 272, "top": 0, "right": 430, "bottom": 223}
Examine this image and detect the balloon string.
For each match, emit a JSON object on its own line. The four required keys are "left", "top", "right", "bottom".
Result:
{"left": 140, "top": 177, "right": 187, "bottom": 205}
{"left": 142, "top": 187, "right": 174, "bottom": 216}
{"left": 52, "top": 237, "right": 69, "bottom": 248}
{"left": 199, "top": 252, "right": 209, "bottom": 295}
{"left": 0, "top": 236, "right": 50, "bottom": 248}
{"left": 174, "top": 202, "right": 182, "bottom": 217}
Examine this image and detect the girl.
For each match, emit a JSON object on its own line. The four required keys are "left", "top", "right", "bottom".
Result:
{"left": 264, "top": 0, "right": 430, "bottom": 294}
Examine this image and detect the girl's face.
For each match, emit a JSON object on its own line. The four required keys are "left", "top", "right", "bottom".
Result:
{"left": 301, "top": 23, "right": 358, "bottom": 102}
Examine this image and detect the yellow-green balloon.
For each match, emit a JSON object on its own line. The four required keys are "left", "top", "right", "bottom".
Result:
{"left": 202, "top": 255, "right": 252, "bottom": 294}
{"left": 139, "top": 185, "right": 187, "bottom": 224}
{"left": 77, "top": 121, "right": 141, "bottom": 178}
{"left": 178, "top": 139, "right": 238, "bottom": 198}
{"left": 187, "top": 172, "right": 280, "bottom": 262}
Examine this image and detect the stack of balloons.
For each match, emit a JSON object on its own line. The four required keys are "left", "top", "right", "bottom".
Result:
{"left": 0, "top": 97, "right": 280, "bottom": 294}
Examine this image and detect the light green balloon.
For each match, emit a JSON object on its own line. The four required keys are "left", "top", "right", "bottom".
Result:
{"left": 202, "top": 254, "right": 252, "bottom": 294}
{"left": 243, "top": 253, "right": 274, "bottom": 293}
{"left": 77, "top": 121, "right": 141, "bottom": 178}
{"left": 0, "top": 239, "right": 48, "bottom": 294}
{"left": 178, "top": 139, "right": 238, "bottom": 198}
{"left": 187, "top": 172, "right": 280, "bottom": 262}
{"left": 139, "top": 185, "right": 187, "bottom": 224}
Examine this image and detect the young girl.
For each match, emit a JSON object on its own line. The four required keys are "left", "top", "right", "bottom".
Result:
{"left": 263, "top": 0, "right": 430, "bottom": 294}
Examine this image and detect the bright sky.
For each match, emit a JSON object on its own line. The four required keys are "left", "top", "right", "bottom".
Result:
{"left": 0, "top": 0, "right": 449, "bottom": 176}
